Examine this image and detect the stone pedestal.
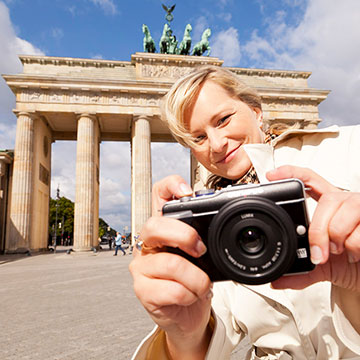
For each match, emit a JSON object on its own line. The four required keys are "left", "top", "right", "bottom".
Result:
{"left": 73, "top": 114, "right": 100, "bottom": 251}
{"left": 131, "top": 114, "right": 152, "bottom": 244}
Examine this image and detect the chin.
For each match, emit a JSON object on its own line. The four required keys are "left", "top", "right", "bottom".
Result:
{"left": 209, "top": 163, "right": 251, "bottom": 181}
{"left": 223, "top": 166, "right": 250, "bottom": 180}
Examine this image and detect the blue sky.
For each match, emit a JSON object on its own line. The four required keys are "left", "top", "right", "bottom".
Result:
{"left": 1, "top": 0, "right": 360, "bottom": 231}
{"left": 3, "top": 0, "right": 297, "bottom": 63}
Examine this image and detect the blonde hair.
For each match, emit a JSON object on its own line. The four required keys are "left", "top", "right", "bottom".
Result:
{"left": 161, "top": 65, "right": 262, "bottom": 148}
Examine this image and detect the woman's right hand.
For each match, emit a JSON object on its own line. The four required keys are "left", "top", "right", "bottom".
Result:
{"left": 129, "top": 175, "right": 213, "bottom": 358}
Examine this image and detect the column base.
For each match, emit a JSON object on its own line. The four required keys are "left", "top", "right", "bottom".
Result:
{"left": 5, "top": 247, "right": 31, "bottom": 255}
{"left": 71, "top": 245, "right": 100, "bottom": 253}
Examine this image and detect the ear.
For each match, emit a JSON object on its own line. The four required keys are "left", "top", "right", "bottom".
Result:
{"left": 252, "top": 108, "right": 263, "bottom": 127}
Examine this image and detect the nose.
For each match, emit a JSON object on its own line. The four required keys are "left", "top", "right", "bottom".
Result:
{"left": 208, "top": 130, "right": 227, "bottom": 153}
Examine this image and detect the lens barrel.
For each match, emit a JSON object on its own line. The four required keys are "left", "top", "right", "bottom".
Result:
{"left": 208, "top": 197, "right": 297, "bottom": 285}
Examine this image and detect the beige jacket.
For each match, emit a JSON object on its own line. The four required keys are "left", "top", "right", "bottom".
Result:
{"left": 132, "top": 125, "right": 360, "bottom": 359}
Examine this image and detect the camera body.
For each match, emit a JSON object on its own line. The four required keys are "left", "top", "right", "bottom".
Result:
{"left": 162, "top": 179, "right": 315, "bottom": 285}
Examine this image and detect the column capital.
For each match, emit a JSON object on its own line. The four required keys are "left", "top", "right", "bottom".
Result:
{"left": 75, "top": 112, "right": 98, "bottom": 121}
{"left": 13, "top": 110, "right": 37, "bottom": 119}
{"left": 132, "top": 113, "right": 153, "bottom": 122}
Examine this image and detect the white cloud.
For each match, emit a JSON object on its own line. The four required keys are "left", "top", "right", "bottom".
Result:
{"left": 212, "top": 27, "right": 241, "bottom": 66}
{"left": 50, "top": 141, "right": 132, "bottom": 230}
{"left": 89, "top": 0, "right": 118, "bottom": 16}
{"left": 0, "top": 2, "right": 44, "bottom": 145}
{"left": 242, "top": 0, "right": 360, "bottom": 127}
{"left": 0, "top": 122, "right": 16, "bottom": 149}
{"left": 99, "top": 142, "right": 130, "bottom": 228}
{"left": 51, "top": 142, "right": 77, "bottom": 201}
{"left": 192, "top": 15, "right": 209, "bottom": 43}
{"left": 218, "top": 12, "right": 232, "bottom": 23}
{"left": 51, "top": 27, "right": 64, "bottom": 40}
{"left": 151, "top": 143, "right": 190, "bottom": 185}
{"left": 91, "top": 54, "right": 104, "bottom": 60}
{"left": 66, "top": 6, "right": 76, "bottom": 17}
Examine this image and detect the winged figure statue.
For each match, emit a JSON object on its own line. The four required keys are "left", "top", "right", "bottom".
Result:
{"left": 162, "top": 4, "right": 176, "bottom": 23}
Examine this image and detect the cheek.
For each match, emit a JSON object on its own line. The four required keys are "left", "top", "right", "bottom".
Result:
{"left": 251, "top": 126, "right": 264, "bottom": 142}
{"left": 191, "top": 148, "right": 211, "bottom": 166}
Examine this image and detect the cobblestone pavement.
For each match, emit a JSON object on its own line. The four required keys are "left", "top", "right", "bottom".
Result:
{"left": 0, "top": 247, "right": 249, "bottom": 359}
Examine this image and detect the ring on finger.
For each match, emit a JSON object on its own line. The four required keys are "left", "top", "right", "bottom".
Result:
{"left": 135, "top": 240, "right": 156, "bottom": 253}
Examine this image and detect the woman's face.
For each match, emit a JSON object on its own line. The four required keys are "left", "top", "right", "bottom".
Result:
{"left": 186, "top": 80, "right": 264, "bottom": 180}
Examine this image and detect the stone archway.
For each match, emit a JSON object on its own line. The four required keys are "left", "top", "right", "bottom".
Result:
{"left": 2, "top": 52, "right": 329, "bottom": 253}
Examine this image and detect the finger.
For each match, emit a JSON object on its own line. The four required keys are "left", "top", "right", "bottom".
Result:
{"left": 307, "top": 192, "right": 344, "bottom": 264}
{"left": 140, "top": 216, "right": 207, "bottom": 258}
{"left": 266, "top": 166, "right": 337, "bottom": 264}
{"left": 135, "top": 277, "right": 205, "bottom": 312}
{"left": 344, "top": 224, "right": 360, "bottom": 263}
{"left": 325, "top": 193, "right": 360, "bottom": 256}
{"left": 266, "top": 165, "right": 340, "bottom": 201}
{"left": 152, "top": 175, "right": 192, "bottom": 216}
{"left": 308, "top": 192, "right": 360, "bottom": 264}
{"left": 130, "top": 253, "right": 211, "bottom": 311}
{"left": 140, "top": 252, "right": 211, "bottom": 301}
{"left": 271, "top": 264, "right": 329, "bottom": 290}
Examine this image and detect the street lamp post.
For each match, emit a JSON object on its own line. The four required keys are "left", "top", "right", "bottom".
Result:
{"left": 107, "top": 226, "right": 111, "bottom": 250}
{"left": 53, "top": 186, "right": 60, "bottom": 253}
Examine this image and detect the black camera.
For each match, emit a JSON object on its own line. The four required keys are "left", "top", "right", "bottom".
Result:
{"left": 162, "top": 179, "right": 315, "bottom": 285}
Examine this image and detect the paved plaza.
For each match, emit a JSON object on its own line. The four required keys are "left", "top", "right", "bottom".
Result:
{"left": 0, "top": 247, "right": 249, "bottom": 359}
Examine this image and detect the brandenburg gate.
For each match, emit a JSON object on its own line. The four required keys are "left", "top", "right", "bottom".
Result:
{"left": 1, "top": 52, "right": 329, "bottom": 253}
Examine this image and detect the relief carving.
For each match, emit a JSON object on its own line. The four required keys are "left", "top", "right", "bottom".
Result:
{"left": 20, "top": 88, "right": 163, "bottom": 107}
{"left": 39, "top": 163, "right": 50, "bottom": 186}
{"left": 90, "top": 94, "right": 101, "bottom": 103}
{"left": 142, "top": 64, "right": 192, "bottom": 79}
{"left": 49, "top": 93, "right": 62, "bottom": 102}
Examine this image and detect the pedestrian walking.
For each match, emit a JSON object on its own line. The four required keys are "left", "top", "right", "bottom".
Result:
{"left": 114, "top": 232, "right": 126, "bottom": 256}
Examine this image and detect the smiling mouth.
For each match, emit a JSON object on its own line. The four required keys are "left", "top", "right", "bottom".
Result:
{"left": 218, "top": 145, "right": 241, "bottom": 164}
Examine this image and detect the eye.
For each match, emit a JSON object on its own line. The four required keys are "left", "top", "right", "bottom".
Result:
{"left": 216, "top": 114, "right": 232, "bottom": 127}
{"left": 193, "top": 134, "right": 206, "bottom": 144}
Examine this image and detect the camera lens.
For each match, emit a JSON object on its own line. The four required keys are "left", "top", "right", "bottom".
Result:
{"left": 208, "top": 196, "right": 297, "bottom": 285}
{"left": 238, "top": 227, "right": 266, "bottom": 254}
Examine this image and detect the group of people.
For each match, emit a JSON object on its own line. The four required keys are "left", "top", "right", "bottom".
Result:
{"left": 128, "top": 66, "right": 360, "bottom": 359}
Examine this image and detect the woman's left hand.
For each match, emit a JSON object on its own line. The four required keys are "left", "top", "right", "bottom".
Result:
{"left": 266, "top": 165, "right": 360, "bottom": 292}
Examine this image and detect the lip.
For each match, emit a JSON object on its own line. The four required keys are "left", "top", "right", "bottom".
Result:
{"left": 217, "top": 145, "right": 241, "bottom": 164}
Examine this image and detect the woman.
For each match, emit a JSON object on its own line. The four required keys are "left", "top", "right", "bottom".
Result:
{"left": 129, "top": 66, "right": 360, "bottom": 359}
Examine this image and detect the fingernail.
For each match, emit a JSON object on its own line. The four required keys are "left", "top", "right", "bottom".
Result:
{"left": 206, "top": 288, "right": 213, "bottom": 300}
{"left": 329, "top": 242, "right": 339, "bottom": 254}
{"left": 195, "top": 239, "right": 207, "bottom": 256}
{"left": 310, "top": 245, "right": 323, "bottom": 265}
{"left": 179, "top": 183, "right": 192, "bottom": 196}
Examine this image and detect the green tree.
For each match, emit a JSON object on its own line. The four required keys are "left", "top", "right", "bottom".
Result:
{"left": 98, "top": 217, "right": 116, "bottom": 238}
{"left": 49, "top": 196, "right": 74, "bottom": 239}
{"left": 49, "top": 196, "right": 116, "bottom": 241}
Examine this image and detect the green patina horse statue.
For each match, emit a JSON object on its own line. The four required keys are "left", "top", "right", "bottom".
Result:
{"left": 177, "top": 24, "right": 192, "bottom": 55}
{"left": 192, "top": 28, "right": 211, "bottom": 56}
{"left": 142, "top": 24, "right": 156, "bottom": 53}
{"left": 159, "top": 23, "right": 170, "bottom": 54}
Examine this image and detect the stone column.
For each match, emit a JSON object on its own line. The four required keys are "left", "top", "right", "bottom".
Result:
{"left": 0, "top": 153, "right": 12, "bottom": 253}
{"left": 73, "top": 114, "right": 99, "bottom": 251}
{"left": 6, "top": 112, "right": 34, "bottom": 252}
{"left": 131, "top": 114, "right": 152, "bottom": 245}
{"left": 191, "top": 153, "right": 209, "bottom": 191}
{"left": 0, "top": 161, "right": 4, "bottom": 200}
